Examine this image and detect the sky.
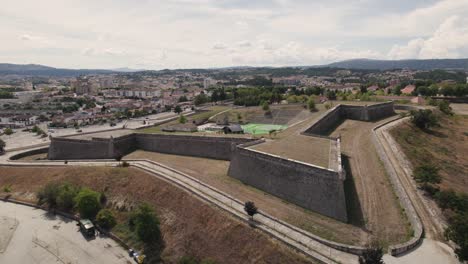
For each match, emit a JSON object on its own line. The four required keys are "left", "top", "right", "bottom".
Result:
{"left": 1, "top": 0, "right": 468, "bottom": 70}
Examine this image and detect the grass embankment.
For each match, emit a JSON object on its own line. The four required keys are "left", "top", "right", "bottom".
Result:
{"left": 0, "top": 166, "right": 312, "bottom": 264}
{"left": 390, "top": 114, "right": 468, "bottom": 193}
{"left": 391, "top": 112, "right": 468, "bottom": 261}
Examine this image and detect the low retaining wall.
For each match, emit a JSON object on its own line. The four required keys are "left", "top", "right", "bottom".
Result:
{"left": 371, "top": 118, "right": 424, "bottom": 256}
{"left": 9, "top": 147, "right": 49, "bottom": 160}
{"left": 228, "top": 143, "right": 348, "bottom": 222}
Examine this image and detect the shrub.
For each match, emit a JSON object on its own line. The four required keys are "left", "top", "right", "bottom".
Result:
{"left": 2, "top": 185, "right": 12, "bottom": 193}
{"left": 178, "top": 114, "right": 187, "bottom": 124}
{"left": 56, "top": 183, "right": 80, "bottom": 211}
{"left": 413, "top": 164, "right": 441, "bottom": 184}
{"left": 410, "top": 109, "right": 438, "bottom": 129}
{"left": 121, "top": 161, "right": 130, "bottom": 167}
{"left": 438, "top": 100, "right": 453, "bottom": 115}
{"left": 37, "top": 182, "right": 61, "bottom": 208}
{"left": 445, "top": 212, "right": 468, "bottom": 261}
{"left": 96, "top": 209, "right": 117, "bottom": 230}
{"left": 324, "top": 102, "right": 333, "bottom": 110}
{"left": 261, "top": 101, "right": 270, "bottom": 111}
{"left": 131, "top": 203, "right": 161, "bottom": 243}
{"left": 4, "top": 128, "right": 13, "bottom": 136}
{"left": 0, "top": 139, "right": 5, "bottom": 152}
{"left": 307, "top": 97, "right": 316, "bottom": 112}
{"left": 358, "top": 242, "right": 384, "bottom": 264}
{"left": 74, "top": 188, "right": 101, "bottom": 219}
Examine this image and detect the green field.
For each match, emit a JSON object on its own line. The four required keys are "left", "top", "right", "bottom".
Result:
{"left": 242, "top": 123, "right": 288, "bottom": 135}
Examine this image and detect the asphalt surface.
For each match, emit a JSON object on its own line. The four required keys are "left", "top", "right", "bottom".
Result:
{"left": 0, "top": 202, "right": 133, "bottom": 264}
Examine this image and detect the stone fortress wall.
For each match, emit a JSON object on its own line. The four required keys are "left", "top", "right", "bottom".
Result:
{"left": 304, "top": 101, "right": 395, "bottom": 135}
{"left": 135, "top": 134, "right": 252, "bottom": 160}
{"left": 228, "top": 140, "right": 348, "bottom": 222}
{"left": 47, "top": 102, "right": 395, "bottom": 223}
{"left": 48, "top": 134, "right": 253, "bottom": 161}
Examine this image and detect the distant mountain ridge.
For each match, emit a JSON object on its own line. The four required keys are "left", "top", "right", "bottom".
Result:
{"left": 2, "top": 58, "right": 468, "bottom": 77}
{"left": 0, "top": 63, "right": 122, "bottom": 77}
{"left": 326, "top": 58, "right": 468, "bottom": 70}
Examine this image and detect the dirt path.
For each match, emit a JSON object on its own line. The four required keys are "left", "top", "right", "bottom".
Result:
{"left": 330, "top": 117, "right": 410, "bottom": 246}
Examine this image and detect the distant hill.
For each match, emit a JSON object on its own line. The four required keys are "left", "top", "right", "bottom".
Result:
{"left": 0, "top": 63, "right": 119, "bottom": 76}
{"left": 326, "top": 58, "right": 468, "bottom": 70}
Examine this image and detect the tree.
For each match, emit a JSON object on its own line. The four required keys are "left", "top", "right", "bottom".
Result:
{"left": 261, "top": 101, "right": 270, "bottom": 111}
{"left": 326, "top": 90, "right": 337, "bottom": 100}
{"left": 359, "top": 242, "right": 384, "bottom": 264}
{"left": 178, "top": 96, "right": 188, "bottom": 103}
{"left": 445, "top": 212, "right": 468, "bottom": 261}
{"left": 96, "top": 209, "right": 117, "bottom": 230}
{"left": 131, "top": 203, "right": 161, "bottom": 243}
{"left": 0, "top": 139, "right": 5, "bottom": 152}
{"left": 413, "top": 164, "right": 441, "bottom": 184}
{"left": 410, "top": 109, "right": 439, "bottom": 129}
{"left": 307, "top": 97, "right": 316, "bottom": 112}
{"left": 115, "top": 154, "right": 123, "bottom": 166}
{"left": 4, "top": 128, "right": 13, "bottom": 136}
{"left": 178, "top": 114, "right": 187, "bottom": 124}
{"left": 438, "top": 100, "right": 453, "bottom": 115}
{"left": 174, "top": 105, "right": 182, "bottom": 114}
{"left": 244, "top": 201, "right": 258, "bottom": 220}
{"left": 194, "top": 94, "right": 209, "bottom": 106}
{"left": 74, "top": 188, "right": 101, "bottom": 219}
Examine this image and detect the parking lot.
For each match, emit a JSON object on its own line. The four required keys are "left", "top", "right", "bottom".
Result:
{"left": 0, "top": 202, "right": 133, "bottom": 264}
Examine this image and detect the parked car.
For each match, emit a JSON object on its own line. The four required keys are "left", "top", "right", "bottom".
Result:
{"left": 78, "top": 219, "right": 96, "bottom": 237}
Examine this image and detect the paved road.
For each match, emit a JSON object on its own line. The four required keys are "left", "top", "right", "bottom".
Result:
{"left": 0, "top": 202, "right": 133, "bottom": 264}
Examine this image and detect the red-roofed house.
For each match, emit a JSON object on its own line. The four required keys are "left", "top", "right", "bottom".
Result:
{"left": 401, "top": 85, "right": 416, "bottom": 95}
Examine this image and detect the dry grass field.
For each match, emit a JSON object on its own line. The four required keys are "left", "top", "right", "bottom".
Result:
{"left": 390, "top": 114, "right": 468, "bottom": 194}
{"left": 125, "top": 150, "right": 369, "bottom": 245}
{"left": 0, "top": 166, "right": 312, "bottom": 264}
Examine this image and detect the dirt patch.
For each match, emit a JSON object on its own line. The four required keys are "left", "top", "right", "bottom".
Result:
{"left": 0, "top": 166, "right": 312, "bottom": 264}
{"left": 390, "top": 114, "right": 468, "bottom": 193}
{"left": 330, "top": 117, "right": 411, "bottom": 246}
{"left": 125, "top": 150, "right": 368, "bottom": 245}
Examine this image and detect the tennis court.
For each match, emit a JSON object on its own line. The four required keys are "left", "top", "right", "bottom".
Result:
{"left": 242, "top": 123, "right": 288, "bottom": 135}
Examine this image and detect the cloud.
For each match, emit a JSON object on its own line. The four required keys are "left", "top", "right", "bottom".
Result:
{"left": 1, "top": 0, "right": 468, "bottom": 69}
{"left": 212, "top": 42, "right": 228, "bottom": 50}
{"left": 388, "top": 15, "right": 468, "bottom": 59}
